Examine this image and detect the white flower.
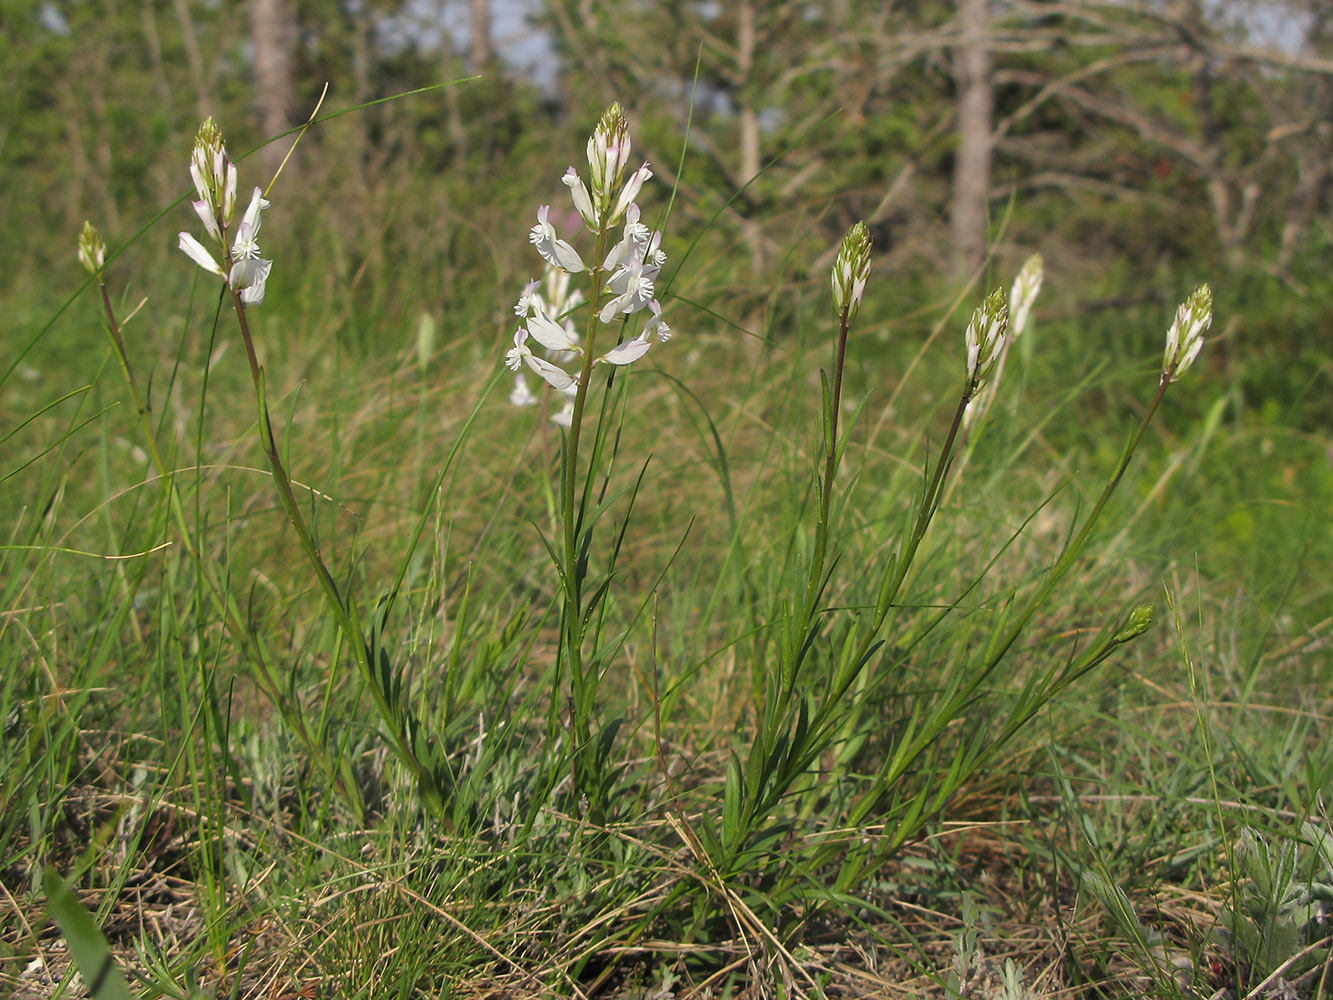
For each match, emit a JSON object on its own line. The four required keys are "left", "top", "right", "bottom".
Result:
{"left": 178, "top": 186, "right": 273, "bottom": 305}
{"left": 599, "top": 226, "right": 665, "bottom": 322}
{"left": 602, "top": 204, "right": 650, "bottom": 273}
{"left": 515, "top": 279, "right": 540, "bottom": 317}
{"left": 530, "top": 205, "right": 586, "bottom": 274}
{"left": 510, "top": 374, "right": 538, "bottom": 407}
{"left": 643, "top": 300, "right": 671, "bottom": 342}
{"left": 505, "top": 328, "right": 578, "bottom": 391}
{"left": 551, "top": 385, "right": 577, "bottom": 428}
{"left": 178, "top": 232, "right": 226, "bottom": 278}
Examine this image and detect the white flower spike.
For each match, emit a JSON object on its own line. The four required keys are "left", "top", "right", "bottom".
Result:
{"left": 78, "top": 221, "right": 106, "bottom": 276}
{"left": 964, "top": 288, "right": 1009, "bottom": 390}
{"left": 832, "top": 222, "right": 872, "bottom": 321}
{"left": 177, "top": 120, "right": 274, "bottom": 306}
{"left": 1008, "top": 253, "right": 1043, "bottom": 339}
{"left": 506, "top": 101, "right": 672, "bottom": 415}
{"left": 1161, "top": 284, "right": 1212, "bottom": 384}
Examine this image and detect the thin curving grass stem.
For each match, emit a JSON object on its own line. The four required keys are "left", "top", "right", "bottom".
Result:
{"left": 91, "top": 276, "right": 364, "bottom": 818}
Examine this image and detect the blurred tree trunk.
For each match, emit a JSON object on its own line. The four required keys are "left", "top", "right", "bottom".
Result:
{"left": 736, "top": 0, "right": 765, "bottom": 278}
{"left": 249, "top": 0, "right": 293, "bottom": 179}
{"left": 169, "top": 0, "right": 209, "bottom": 119}
{"left": 470, "top": 0, "right": 494, "bottom": 73}
{"left": 950, "top": 0, "right": 992, "bottom": 279}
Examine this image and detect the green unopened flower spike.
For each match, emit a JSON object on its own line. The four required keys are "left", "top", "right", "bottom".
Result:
{"left": 1115, "top": 603, "right": 1156, "bottom": 642}
{"left": 832, "top": 222, "right": 872, "bottom": 322}
{"left": 964, "top": 288, "right": 1009, "bottom": 390}
{"left": 77, "top": 221, "right": 106, "bottom": 276}
{"left": 1008, "top": 253, "right": 1043, "bottom": 338}
{"left": 1161, "top": 284, "right": 1212, "bottom": 384}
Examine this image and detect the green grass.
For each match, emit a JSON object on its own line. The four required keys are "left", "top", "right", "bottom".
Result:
{"left": 2, "top": 113, "right": 1332, "bottom": 1000}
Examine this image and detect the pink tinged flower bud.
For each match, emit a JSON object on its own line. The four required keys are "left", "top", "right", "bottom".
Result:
{"left": 608, "top": 163, "right": 652, "bottom": 226}
{"left": 77, "top": 221, "right": 106, "bottom": 275}
{"left": 1161, "top": 284, "right": 1212, "bottom": 384}
{"left": 1008, "top": 253, "right": 1043, "bottom": 339}
{"left": 563, "top": 167, "right": 598, "bottom": 228}
{"left": 192, "top": 199, "right": 222, "bottom": 242}
{"left": 964, "top": 288, "right": 1009, "bottom": 388}
{"left": 832, "top": 222, "right": 872, "bottom": 320}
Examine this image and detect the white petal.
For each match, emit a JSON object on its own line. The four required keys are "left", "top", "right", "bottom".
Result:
{"left": 223, "top": 163, "right": 238, "bottom": 221}
{"left": 192, "top": 199, "right": 222, "bottom": 242}
{"left": 530, "top": 205, "right": 586, "bottom": 274}
{"left": 504, "top": 328, "right": 530, "bottom": 371}
{"left": 509, "top": 374, "right": 538, "bottom": 407}
{"left": 598, "top": 336, "right": 652, "bottom": 366}
{"left": 526, "top": 307, "right": 579, "bottom": 353}
{"left": 234, "top": 187, "right": 269, "bottom": 249}
{"left": 189, "top": 159, "right": 209, "bottom": 204}
{"left": 599, "top": 291, "right": 633, "bottom": 323}
{"left": 609, "top": 163, "right": 651, "bottom": 224}
{"left": 523, "top": 352, "right": 578, "bottom": 391}
{"left": 178, "top": 232, "right": 225, "bottom": 277}
{"left": 514, "top": 279, "right": 540, "bottom": 317}
{"left": 233, "top": 258, "right": 273, "bottom": 304}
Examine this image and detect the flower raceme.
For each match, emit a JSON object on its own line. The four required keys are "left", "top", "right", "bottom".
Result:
{"left": 964, "top": 288, "right": 1010, "bottom": 392}
{"left": 1161, "top": 284, "right": 1212, "bottom": 384}
{"left": 176, "top": 118, "right": 273, "bottom": 306}
{"left": 506, "top": 104, "right": 670, "bottom": 409}
{"left": 832, "top": 222, "right": 872, "bottom": 321}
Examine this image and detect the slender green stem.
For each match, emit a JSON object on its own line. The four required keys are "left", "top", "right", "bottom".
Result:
{"left": 228, "top": 293, "right": 437, "bottom": 816}
{"left": 92, "top": 278, "right": 364, "bottom": 817}
{"left": 805, "top": 305, "right": 853, "bottom": 614}
{"left": 559, "top": 225, "right": 610, "bottom": 766}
